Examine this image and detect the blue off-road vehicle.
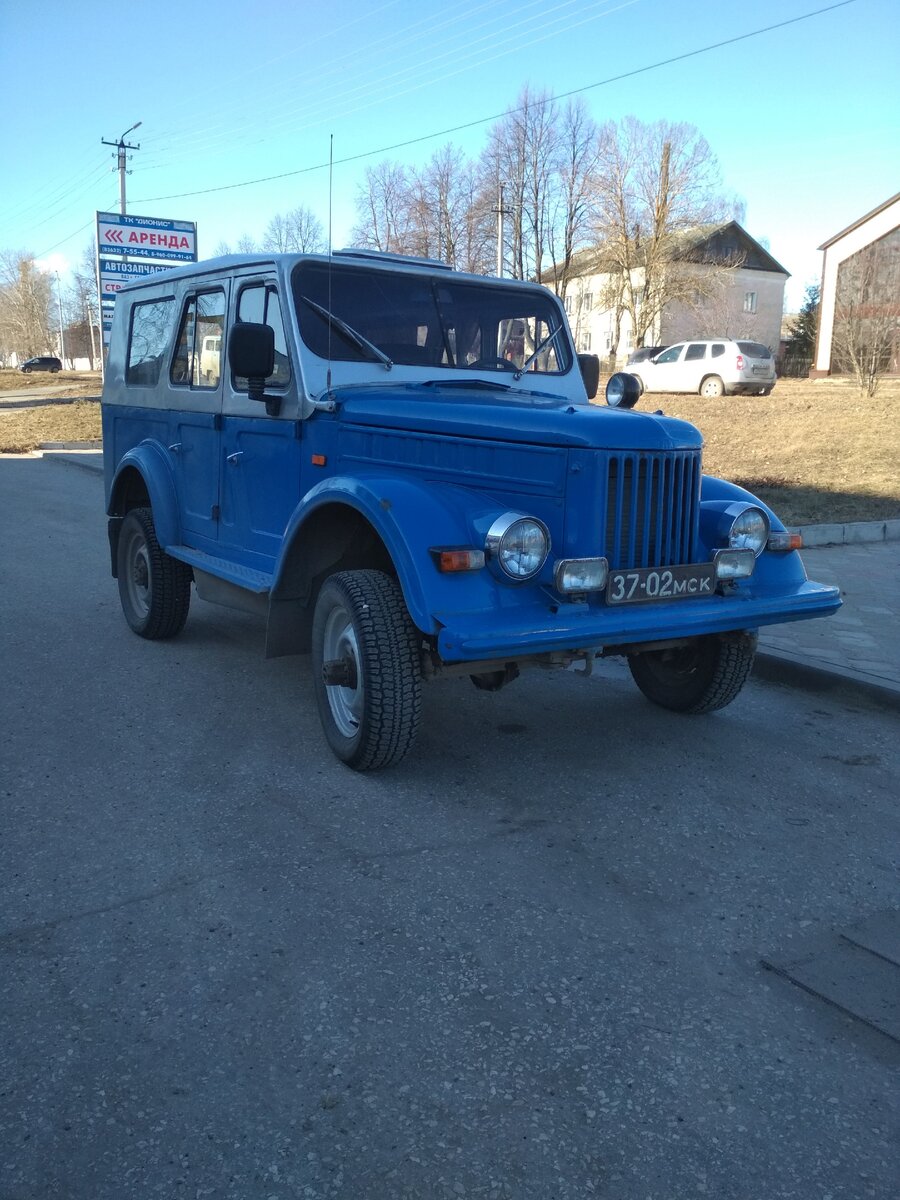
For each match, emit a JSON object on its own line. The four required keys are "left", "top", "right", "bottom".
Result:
{"left": 102, "top": 250, "right": 839, "bottom": 769}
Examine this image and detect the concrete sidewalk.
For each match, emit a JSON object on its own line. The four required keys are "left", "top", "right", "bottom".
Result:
{"left": 31, "top": 448, "right": 900, "bottom": 711}
{"left": 756, "top": 541, "right": 900, "bottom": 710}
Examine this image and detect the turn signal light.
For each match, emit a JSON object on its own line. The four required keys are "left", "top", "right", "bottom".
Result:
{"left": 767, "top": 532, "right": 803, "bottom": 551}
{"left": 432, "top": 548, "right": 486, "bottom": 572}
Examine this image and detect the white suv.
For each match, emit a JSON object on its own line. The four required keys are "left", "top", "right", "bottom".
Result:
{"left": 624, "top": 339, "right": 776, "bottom": 398}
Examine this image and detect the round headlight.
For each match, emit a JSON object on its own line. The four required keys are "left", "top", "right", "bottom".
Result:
{"left": 605, "top": 371, "right": 642, "bottom": 409}
{"left": 728, "top": 507, "right": 769, "bottom": 556}
{"left": 485, "top": 514, "right": 550, "bottom": 581}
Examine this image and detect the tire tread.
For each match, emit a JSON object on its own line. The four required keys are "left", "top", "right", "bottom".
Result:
{"left": 119, "top": 507, "right": 192, "bottom": 640}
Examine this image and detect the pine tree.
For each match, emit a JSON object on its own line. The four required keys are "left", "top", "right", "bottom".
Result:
{"left": 787, "top": 283, "right": 820, "bottom": 356}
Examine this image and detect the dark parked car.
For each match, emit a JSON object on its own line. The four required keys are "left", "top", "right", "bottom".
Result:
{"left": 626, "top": 345, "right": 667, "bottom": 366}
{"left": 19, "top": 356, "right": 62, "bottom": 373}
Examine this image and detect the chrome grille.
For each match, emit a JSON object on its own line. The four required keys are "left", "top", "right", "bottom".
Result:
{"left": 604, "top": 451, "right": 701, "bottom": 569}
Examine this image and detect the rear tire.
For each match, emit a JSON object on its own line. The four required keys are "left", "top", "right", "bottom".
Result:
{"left": 628, "top": 632, "right": 757, "bottom": 714}
{"left": 312, "top": 570, "right": 422, "bottom": 771}
{"left": 700, "top": 375, "right": 724, "bottom": 398}
{"left": 117, "top": 507, "right": 192, "bottom": 639}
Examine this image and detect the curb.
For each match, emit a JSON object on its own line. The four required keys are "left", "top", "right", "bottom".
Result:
{"left": 754, "top": 650, "right": 900, "bottom": 712}
{"left": 789, "top": 519, "right": 900, "bottom": 546}
{"left": 40, "top": 447, "right": 103, "bottom": 473}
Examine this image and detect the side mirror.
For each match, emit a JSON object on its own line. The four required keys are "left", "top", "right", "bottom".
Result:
{"left": 605, "top": 372, "right": 641, "bottom": 410}
{"left": 228, "top": 322, "right": 279, "bottom": 415}
{"left": 577, "top": 353, "right": 600, "bottom": 400}
{"left": 229, "top": 322, "right": 275, "bottom": 392}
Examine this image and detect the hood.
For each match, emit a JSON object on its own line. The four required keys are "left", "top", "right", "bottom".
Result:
{"left": 334, "top": 382, "right": 702, "bottom": 452}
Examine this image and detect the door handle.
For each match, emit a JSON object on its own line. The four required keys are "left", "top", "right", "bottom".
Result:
{"left": 168, "top": 442, "right": 182, "bottom": 453}
{"left": 226, "top": 451, "right": 244, "bottom": 465}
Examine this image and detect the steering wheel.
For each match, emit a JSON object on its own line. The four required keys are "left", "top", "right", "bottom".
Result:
{"left": 468, "top": 357, "right": 517, "bottom": 371}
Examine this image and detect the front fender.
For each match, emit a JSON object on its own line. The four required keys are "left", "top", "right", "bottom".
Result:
{"left": 109, "top": 440, "right": 181, "bottom": 549}
{"left": 274, "top": 474, "right": 516, "bottom": 636}
{"left": 700, "top": 475, "right": 787, "bottom": 532}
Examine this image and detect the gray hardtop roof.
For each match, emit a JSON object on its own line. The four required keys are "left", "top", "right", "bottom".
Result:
{"left": 113, "top": 249, "right": 555, "bottom": 296}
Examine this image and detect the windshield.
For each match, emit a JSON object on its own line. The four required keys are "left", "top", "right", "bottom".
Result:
{"left": 292, "top": 261, "right": 572, "bottom": 376}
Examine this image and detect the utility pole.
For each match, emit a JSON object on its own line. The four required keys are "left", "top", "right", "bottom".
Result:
{"left": 102, "top": 121, "right": 142, "bottom": 214}
{"left": 494, "top": 182, "right": 506, "bottom": 277}
{"left": 55, "top": 271, "right": 66, "bottom": 368}
{"left": 86, "top": 296, "right": 98, "bottom": 369}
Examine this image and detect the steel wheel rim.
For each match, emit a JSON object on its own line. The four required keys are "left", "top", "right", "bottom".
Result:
{"left": 124, "top": 528, "right": 151, "bottom": 619}
{"left": 323, "top": 604, "right": 363, "bottom": 738}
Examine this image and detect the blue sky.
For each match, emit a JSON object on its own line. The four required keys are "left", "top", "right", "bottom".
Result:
{"left": 2, "top": 0, "right": 897, "bottom": 309}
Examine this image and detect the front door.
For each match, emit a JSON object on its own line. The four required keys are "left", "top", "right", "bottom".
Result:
{"left": 218, "top": 278, "right": 303, "bottom": 573}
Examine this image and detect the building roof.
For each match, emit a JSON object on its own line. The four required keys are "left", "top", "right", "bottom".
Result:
{"left": 542, "top": 221, "right": 789, "bottom": 284}
{"left": 818, "top": 191, "right": 900, "bottom": 251}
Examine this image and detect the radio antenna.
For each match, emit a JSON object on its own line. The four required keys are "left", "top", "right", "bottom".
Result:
{"left": 326, "top": 133, "right": 333, "bottom": 397}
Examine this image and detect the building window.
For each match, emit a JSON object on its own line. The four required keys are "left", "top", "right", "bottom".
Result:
{"left": 582, "top": 292, "right": 593, "bottom": 311}
{"left": 743, "top": 291, "right": 758, "bottom": 314}
{"left": 579, "top": 332, "right": 592, "bottom": 352}
{"left": 564, "top": 294, "right": 574, "bottom": 315}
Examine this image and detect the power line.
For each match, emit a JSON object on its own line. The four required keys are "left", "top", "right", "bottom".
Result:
{"left": 132, "top": 0, "right": 856, "bottom": 208}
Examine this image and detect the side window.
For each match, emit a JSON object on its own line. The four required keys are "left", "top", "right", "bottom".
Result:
{"left": 711, "top": 343, "right": 726, "bottom": 358}
{"left": 684, "top": 343, "right": 707, "bottom": 361}
{"left": 655, "top": 343, "right": 683, "bottom": 365}
{"left": 126, "top": 298, "right": 175, "bottom": 386}
{"left": 171, "top": 289, "right": 226, "bottom": 388}
{"left": 235, "top": 284, "right": 292, "bottom": 389}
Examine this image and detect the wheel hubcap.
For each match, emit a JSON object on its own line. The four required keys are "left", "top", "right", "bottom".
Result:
{"left": 125, "top": 533, "right": 151, "bottom": 618}
{"left": 322, "top": 605, "right": 362, "bottom": 738}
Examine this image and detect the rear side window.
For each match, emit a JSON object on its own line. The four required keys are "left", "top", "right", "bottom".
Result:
{"left": 737, "top": 341, "right": 772, "bottom": 359}
{"left": 684, "top": 344, "right": 706, "bottom": 361}
{"left": 711, "top": 343, "right": 726, "bottom": 358}
{"left": 171, "top": 290, "right": 226, "bottom": 388}
{"left": 235, "top": 284, "right": 292, "bottom": 389}
{"left": 126, "top": 298, "right": 175, "bottom": 386}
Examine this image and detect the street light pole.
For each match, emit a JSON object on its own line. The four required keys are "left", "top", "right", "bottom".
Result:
{"left": 55, "top": 271, "right": 66, "bottom": 369}
{"left": 101, "top": 121, "right": 142, "bottom": 215}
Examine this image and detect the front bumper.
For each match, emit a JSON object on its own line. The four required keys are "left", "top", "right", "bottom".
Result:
{"left": 435, "top": 578, "right": 840, "bottom": 664}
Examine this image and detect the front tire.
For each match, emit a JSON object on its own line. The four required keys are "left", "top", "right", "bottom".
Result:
{"left": 628, "top": 632, "right": 757, "bottom": 714}
{"left": 312, "top": 570, "right": 422, "bottom": 771}
{"left": 117, "top": 507, "right": 192, "bottom": 639}
{"left": 700, "top": 375, "right": 724, "bottom": 398}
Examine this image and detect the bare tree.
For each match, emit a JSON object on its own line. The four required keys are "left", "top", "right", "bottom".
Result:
{"left": 350, "top": 161, "right": 412, "bottom": 253}
{"left": 830, "top": 233, "right": 900, "bottom": 396}
{"left": 545, "top": 99, "right": 601, "bottom": 297}
{"left": 592, "top": 118, "right": 738, "bottom": 348}
{"left": 262, "top": 206, "right": 326, "bottom": 253}
{"left": 213, "top": 234, "right": 260, "bottom": 255}
{"left": 63, "top": 242, "right": 102, "bottom": 368}
{"left": 0, "top": 252, "right": 54, "bottom": 360}
{"left": 482, "top": 86, "right": 561, "bottom": 281}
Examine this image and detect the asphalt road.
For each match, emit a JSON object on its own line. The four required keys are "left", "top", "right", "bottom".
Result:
{"left": 1, "top": 458, "right": 898, "bottom": 1200}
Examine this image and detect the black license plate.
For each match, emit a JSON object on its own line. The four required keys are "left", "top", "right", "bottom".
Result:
{"left": 606, "top": 563, "right": 716, "bottom": 605}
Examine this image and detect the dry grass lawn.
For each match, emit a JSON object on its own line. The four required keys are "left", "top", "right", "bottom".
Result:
{"left": 629, "top": 376, "right": 900, "bottom": 525}
{"left": 1, "top": 371, "right": 897, "bottom": 527}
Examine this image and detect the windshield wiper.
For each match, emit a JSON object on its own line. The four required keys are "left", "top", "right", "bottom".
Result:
{"left": 300, "top": 295, "right": 393, "bottom": 370}
{"left": 514, "top": 326, "right": 563, "bottom": 380}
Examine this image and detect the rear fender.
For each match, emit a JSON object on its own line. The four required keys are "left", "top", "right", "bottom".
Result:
{"left": 108, "top": 440, "right": 181, "bottom": 549}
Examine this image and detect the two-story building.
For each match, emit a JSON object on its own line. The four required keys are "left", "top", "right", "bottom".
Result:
{"left": 545, "top": 221, "right": 789, "bottom": 366}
